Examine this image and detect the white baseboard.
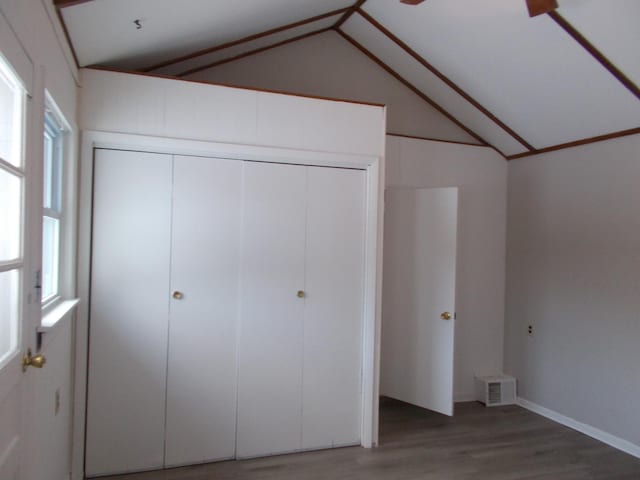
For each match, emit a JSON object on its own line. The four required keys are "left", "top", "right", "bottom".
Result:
{"left": 517, "top": 397, "right": 640, "bottom": 460}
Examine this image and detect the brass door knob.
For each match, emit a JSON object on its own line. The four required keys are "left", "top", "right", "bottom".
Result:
{"left": 22, "top": 348, "right": 46, "bottom": 372}
{"left": 172, "top": 291, "right": 184, "bottom": 300}
{"left": 440, "top": 311, "right": 452, "bottom": 321}
{"left": 297, "top": 290, "right": 306, "bottom": 298}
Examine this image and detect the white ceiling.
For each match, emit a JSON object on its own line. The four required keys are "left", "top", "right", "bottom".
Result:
{"left": 356, "top": 0, "right": 640, "bottom": 152}
{"left": 59, "top": 0, "right": 640, "bottom": 156}
{"left": 61, "top": 0, "right": 353, "bottom": 69}
{"left": 558, "top": 0, "right": 640, "bottom": 84}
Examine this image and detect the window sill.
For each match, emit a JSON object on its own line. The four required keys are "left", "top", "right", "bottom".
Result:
{"left": 38, "top": 298, "right": 80, "bottom": 333}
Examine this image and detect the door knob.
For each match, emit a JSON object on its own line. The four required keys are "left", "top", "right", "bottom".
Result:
{"left": 297, "top": 290, "right": 306, "bottom": 298}
{"left": 172, "top": 291, "right": 184, "bottom": 300}
{"left": 440, "top": 311, "right": 452, "bottom": 321}
{"left": 22, "top": 348, "right": 46, "bottom": 372}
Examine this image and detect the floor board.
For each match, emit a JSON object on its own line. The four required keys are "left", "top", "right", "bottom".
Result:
{"left": 97, "top": 397, "right": 640, "bottom": 479}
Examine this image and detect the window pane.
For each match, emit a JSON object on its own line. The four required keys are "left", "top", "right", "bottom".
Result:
{"left": 42, "top": 216, "right": 60, "bottom": 301}
{"left": 0, "top": 269, "right": 19, "bottom": 366}
{"left": 0, "top": 168, "right": 21, "bottom": 261}
{"left": 0, "top": 59, "right": 22, "bottom": 167}
{"left": 43, "top": 113, "right": 63, "bottom": 213}
{"left": 43, "top": 131, "right": 53, "bottom": 209}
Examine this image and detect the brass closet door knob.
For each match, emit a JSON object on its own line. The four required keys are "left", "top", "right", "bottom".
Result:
{"left": 172, "top": 291, "right": 184, "bottom": 300}
{"left": 440, "top": 311, "right": 452, "bottom": 321}
{"left": 297, "top": 290, "right": 306, "bottom": 298}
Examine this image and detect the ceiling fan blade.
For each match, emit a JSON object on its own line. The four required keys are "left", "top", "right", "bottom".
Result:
{"left": 400, "top": 0, "right": 426, "bottom": 5}
{"left": 526, "top": 0, "right": 558, "bottom": 17}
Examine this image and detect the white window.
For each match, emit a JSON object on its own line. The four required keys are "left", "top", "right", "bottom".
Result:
{"left": 0, "top": 54, "right": 25, "bottom": 366}
{"left": 41, "top": 97, "right": 68, "bottom": 307}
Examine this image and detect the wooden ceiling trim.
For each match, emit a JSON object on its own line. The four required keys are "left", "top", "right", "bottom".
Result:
{"left": 548, "top": 11, "right": 639, "bottom": 101}
{"left": 334, "top": 0, "right": 368, "bottom": 29}
{"left": 141, "top": 7, "right": 349, "bottom": 73}
{"left": 356, "top": 8, "right": 535, "bottom": 152}
{"left": 506, "top": 127, "right": 640, "bottom": 160}
{"left": 526, "top": 0, "right": 558, "bottom": 18}
{"left": 336, "top": 29, "right": 507, "bottom": 157}
{"left": 387, "top": 133, "right": 485, "bottom": 148}
{"left": 54, "top": 0, "right": 95, "bottom": 7}
{"left": 54, "top": 1, "right": 81, "bottom": 68}
{"left": 177, "top": 28, "right": 333, "bottom": 77}
{"left": 86, "top": 66, "right": 386, "bottom": 107}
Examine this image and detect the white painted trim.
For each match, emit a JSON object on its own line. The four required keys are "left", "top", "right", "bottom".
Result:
{"left": 517, "top": 397, "right": 640, "bottom": 460}
{"left": 78, "top": 130, "right": 378, "bottom": 169}
{"left": 73, "top": 130, "right": 383, "bottom": 479}
{"left": 39, "top": 298, "right": 79, "bottom": 332}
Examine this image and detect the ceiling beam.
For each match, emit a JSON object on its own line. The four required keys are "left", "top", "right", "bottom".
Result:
{"left": 53, "top": 0, "right": 81, "bottom": 69}
{"left": 507, "top": 127, "right": 640, "bottom": 160}
{"left": 526, "top": 0, "right": 558, "bottom": 18}
{"left": 334, "top": 0, "right": 368, "bottom": 29}
{"left": 336, "top": 29, "right": 507, "bottom": 156}
{"left": 142, "top": 7, "right": 349, "bottom": 72}
{"left": 177, "top": 28, "right": 332, "bottom": 77}
{"left": 548, "top": 11, "right": 639, "bottom": 101}
{"left": 387, "top": 133, "right": 486, "bottom": 148}
{"left": 54, "top": 0, "right": 95, "bottom": 7}
{"left": 356, "top": 8, "right": 535, "bottom": 151}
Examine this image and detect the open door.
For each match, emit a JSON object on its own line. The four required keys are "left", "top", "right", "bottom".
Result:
{"left": 0, "top": 53, "right": 36, "bottom": 479}
{"left": 381, "top": 187, "right": 458, "bottom": 416}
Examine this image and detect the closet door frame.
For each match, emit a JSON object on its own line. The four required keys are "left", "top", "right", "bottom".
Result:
{"left": 74, "top": 130, "right": 384, "bottom": 476}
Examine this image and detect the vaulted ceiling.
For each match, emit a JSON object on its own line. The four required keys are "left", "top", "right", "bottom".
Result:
{"left": 56, "top": 0, "right": 640, "bottom": 158}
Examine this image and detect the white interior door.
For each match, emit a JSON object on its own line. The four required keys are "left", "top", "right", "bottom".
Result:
{"left": 381, "top": 187, "right": 458, "bottom": 416}
{"left": 236, "top": 161, "right": 306, "bottom": 458}
{"left": 0, "top": 157, "right": 29, "bottom": 480}
{"left": 302, "top": 166, "right": 366, "bottom": 449}
{"left": 0, "top": 43, "right": 29, "bottom": 480}
{"left": 86, "top": 149, "right": 173, "bottom": 476}
{"left": 164, "top": 155, "right": 242, "bottom": 467}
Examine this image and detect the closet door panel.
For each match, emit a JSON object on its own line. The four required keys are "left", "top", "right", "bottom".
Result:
{"left": 302, "top": 167, "right": 366, "bottom": 449}
{"left": 236, "top": 161, "right": 306, "bottom": 458}
{"left": 86, "top": 149, "right": 172, "bottom": 477}
{"left": 165, "top": 156, "right": 242, "bottom": 466}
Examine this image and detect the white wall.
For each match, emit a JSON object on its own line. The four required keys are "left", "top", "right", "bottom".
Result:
{"left": 0, "top": 1, "right": 78, "bottom": 480}
{"left": 80, "top": 68, "right": 385, "bottom": 157}
{"left": 386, "top": 136, "right": 507, "bottom": 401}
{"left": 505, "top": 133, "right": 640, "bottom": 449}
{"left": 187, "top": 30, "right": 478, "bottom": 145}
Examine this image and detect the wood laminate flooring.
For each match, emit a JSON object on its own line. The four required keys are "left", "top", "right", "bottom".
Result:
{"left": 98, "top": 397, "right": 640, "bottom": 480}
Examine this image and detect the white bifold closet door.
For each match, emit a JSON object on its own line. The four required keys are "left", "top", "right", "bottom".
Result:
{"left": 87, "top": 150, "right": 173, "bottom": 476}
{"left": 164, "top": 155, "right": 242, "bottom": 467}
{"left": 237, "top": 162, "right": 365, "bottom": 458}
{"left": 88, "top": 150, "right": 366, "bottom": 475}
{"left": 87, "top": 150, "right": 241, "bottom": 477}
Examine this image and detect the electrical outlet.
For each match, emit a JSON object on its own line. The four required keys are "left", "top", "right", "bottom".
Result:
{"left": 55, "top": 389, "right": 61, "bottom": 416}
{"left": 527, "top": 325, "right": 533, "bottom": 336}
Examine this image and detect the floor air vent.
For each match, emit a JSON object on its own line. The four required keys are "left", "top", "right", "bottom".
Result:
{"left": 475, "top": 375, "right": 516, "bottom": 406}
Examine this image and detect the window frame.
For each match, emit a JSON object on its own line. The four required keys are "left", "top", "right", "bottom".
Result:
{"left": 41, "top": 92, "right": 71, "bottom": 314}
